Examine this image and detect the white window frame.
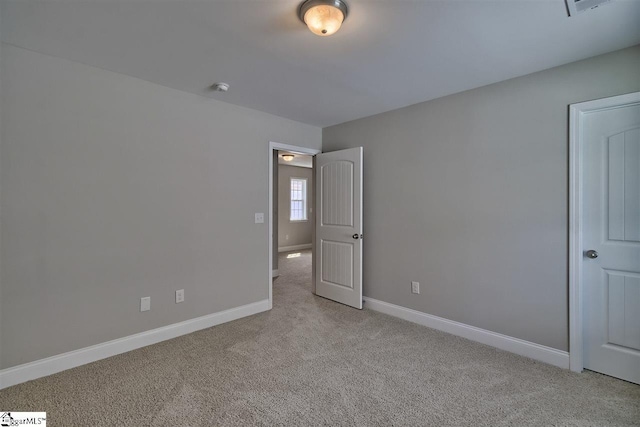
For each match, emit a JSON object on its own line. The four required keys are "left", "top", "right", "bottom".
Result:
{"left": 290, "top": 177, "right": 308, "bottom": 222}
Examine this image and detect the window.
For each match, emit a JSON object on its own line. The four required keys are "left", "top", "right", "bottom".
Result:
{"left": 290, "top": 178, "right": 308, "bottom": 221}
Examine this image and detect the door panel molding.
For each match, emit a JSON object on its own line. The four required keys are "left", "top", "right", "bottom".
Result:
{"left": 315, "top": 147, "right": 363, "bottom": 309}
{"left": 569, "top": 91, "right": 640, "bottom": 374}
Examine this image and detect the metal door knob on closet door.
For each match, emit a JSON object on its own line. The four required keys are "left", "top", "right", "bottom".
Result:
{"left": 352, "top": 234, "right": 362, "bottom": 240}
{"left": 585, "top": 250, "right": 598, "bottom": 259}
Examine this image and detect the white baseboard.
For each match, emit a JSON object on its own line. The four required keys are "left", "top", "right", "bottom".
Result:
{"left": 0, "top": 299, "right": 270, "bottom": 389}
{"left": 272, "top": 269, "right": 279, "bottom": 278}
{"left": 278, "top": 244, "right": 312, "bottom": 253}
{"left": 363, "top": 297, "right": 569, "bottom": 369}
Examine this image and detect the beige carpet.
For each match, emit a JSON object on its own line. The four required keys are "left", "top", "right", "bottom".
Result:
{"left": 1, "top": 249, "right": 639, "bottom": 426}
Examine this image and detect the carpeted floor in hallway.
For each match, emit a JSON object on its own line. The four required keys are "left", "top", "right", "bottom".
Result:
{"left": 1, "top": 249, "right": 639, "bottom": 426}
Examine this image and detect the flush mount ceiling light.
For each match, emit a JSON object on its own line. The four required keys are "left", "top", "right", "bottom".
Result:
{"left": 282, "top": 154, "right": 295, "bottom": 161}
{"left": 298, "top": 0, "right": 348, "bottom": 36}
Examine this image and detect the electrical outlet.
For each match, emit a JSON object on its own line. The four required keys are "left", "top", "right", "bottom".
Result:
{"left": 140, "top": 296, "right": 151, "bottom": 312}
{"left": 411, "top": 281, "right": 420, "bottom": 294}
{"left": 176, "top": 289, "right": 184, "bottom": 303}
{"left": 286, "top": 234, "right": 289, "bottom": 240}
{"left": 255, "top": 213, "right": 264, "bottom": 223}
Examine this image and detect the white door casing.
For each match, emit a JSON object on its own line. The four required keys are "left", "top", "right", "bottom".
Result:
{"left": 315, "top": 147, "right": 363, "bottom": 309}
{"left": 570, "top": 92, "right": 640, "bottom": 384}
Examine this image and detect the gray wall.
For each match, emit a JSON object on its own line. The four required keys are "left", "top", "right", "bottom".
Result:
{"left": 323, "top": 45, "right": 640, "bottom": 352}
{"left": 0, "top": 44, "right": 321, "bottom": 369}
{"left": 278, "top": 164, "right": 313, "bottom": 249}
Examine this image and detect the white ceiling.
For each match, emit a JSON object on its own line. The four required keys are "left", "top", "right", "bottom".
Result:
{"left": 278, "top": 152, "right": 313, "bottom": 168}
{"left": 2, "top": 0, "right": 639, "bottom": 127}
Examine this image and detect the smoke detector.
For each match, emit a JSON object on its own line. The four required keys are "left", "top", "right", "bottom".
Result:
{"left": 211, "top": 82, "right": 230, "bottom": 92}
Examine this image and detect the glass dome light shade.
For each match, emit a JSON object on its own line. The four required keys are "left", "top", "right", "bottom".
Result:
{"left": 303, "top": 4, "right": 345, "bottom": 36}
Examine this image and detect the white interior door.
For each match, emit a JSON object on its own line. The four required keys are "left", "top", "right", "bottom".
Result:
{"left": 582, "top": 97, "right": 640, "bottom": 384}
{"left": 315, "top": 147, "right": 363, "bottom": 309}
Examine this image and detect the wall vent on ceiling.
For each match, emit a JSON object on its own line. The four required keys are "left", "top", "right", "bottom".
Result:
{"left": 566, "top": 0, "right": 613, "bottom": 16}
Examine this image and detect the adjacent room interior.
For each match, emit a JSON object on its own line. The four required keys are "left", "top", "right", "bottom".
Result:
{"left": 277, "top": 151, "right": 314, "bottom": 255}
{"left": 273, "top": 150, "right": 314, "bottom": 294}
{"left": 0, "top": 0, "right": 639, "bottom": 424}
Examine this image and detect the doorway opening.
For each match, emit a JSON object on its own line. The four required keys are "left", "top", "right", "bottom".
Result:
{"left": 274, "top": 150, "right": 314, "bottom": 301}
{"left": 268, "top": 142, "right": 320, "bottom": 309}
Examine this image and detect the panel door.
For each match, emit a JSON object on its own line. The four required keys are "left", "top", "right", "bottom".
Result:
{"left": 315, "top": 147, "right": 363, "bottom": 309}
{"left": 583, "top": 100, "right": 640, "bottom": 384}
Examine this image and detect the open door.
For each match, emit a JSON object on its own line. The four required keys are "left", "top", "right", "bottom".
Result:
{"left": 315, "top": 147, "right": 363, "bottom": 309}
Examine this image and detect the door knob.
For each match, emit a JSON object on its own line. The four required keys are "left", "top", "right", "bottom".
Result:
{"left": 352, "top": 233, "right": 362, "bottom": 240}
{"left": 585, "top": 250, "right": 598, "bottom": 259}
